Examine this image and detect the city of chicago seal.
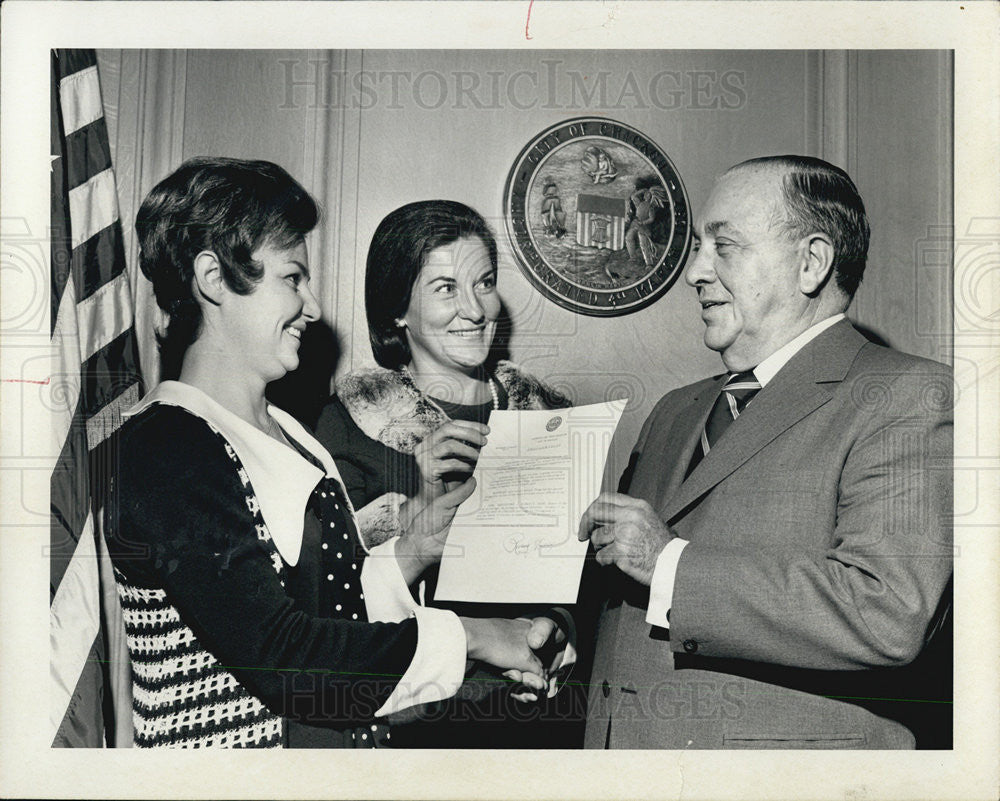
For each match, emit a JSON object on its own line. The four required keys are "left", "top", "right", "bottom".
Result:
{"left": 503, "top": 117, "right": 691, "bottom": 316}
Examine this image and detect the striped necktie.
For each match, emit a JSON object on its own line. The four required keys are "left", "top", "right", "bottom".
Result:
{"left": 686, "top": 370, "right": 761, "bottom": 476}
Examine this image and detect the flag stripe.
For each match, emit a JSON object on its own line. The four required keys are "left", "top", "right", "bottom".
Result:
{"left": 96, "top": 487, "right": 135, "bottom": 747}
{"left": 50, "top": 510, "right": 102, "bottom": 740}
{"left": 51, "top": 277, "right": 83, "bottom": 469}
{"left": 48, "top": 328, "right": 141, "bottom": 490}
{"left": 52, "top": 272, "right": 133, "bottom": 402}
{"left": 50, "top": 392, "right": 89, "bottom": 600}
{"left": 68, "top": 169, "right": 120, "bottom": 250}
{"left": 64, "top": 118, "right": 113, "bottom": 192}
{"left": 81, "top": 329, "right": 143, "bottom": 424}
{"left": 50, "top": 54, "right": 71, "bottom": 334}
{"left": 54, "top": 48, "right": 98, "bottom": 81}
{"left": 53, "top": 639, "right": 106, "bottom": 748}
{"left": 59, "top": 64, "right": 103, "bottom": 136}
{"left": 72, "top": 223, "right": 128, "bottom": 305}
{"left": 75, "top": 270, "right": 135, "bottom": 365}
{"left": 51, "top": 291, "right": 139, "bottom": 487}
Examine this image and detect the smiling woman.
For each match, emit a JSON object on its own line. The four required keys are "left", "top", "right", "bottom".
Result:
{"left": 403, "top": 235, "right": 501, "bottom": 381}
{"left": 105, "top": 160, "right": 563, "bottom": 748}
{"left": 313, "top": 200, "right": 580, "bottom": 748}
{"left": 316, "top": 200, "right": 569, "bottom": 547}
{"left": 212, "top": 240, "right": 318, "bottom": 383}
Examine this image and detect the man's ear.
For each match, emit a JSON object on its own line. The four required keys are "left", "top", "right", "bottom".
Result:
{"left": 192, "top": 250, "right": 225, "bottom": 305}
{"left": 799, "top": 233, "right": 835, "bottom": 295}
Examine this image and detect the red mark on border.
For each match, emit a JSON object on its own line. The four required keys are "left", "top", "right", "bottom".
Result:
{"left": 3, "top": 378, "right": 50, "bottom": 385}
{"left": 525, "top": 0, "right": 535, "bottom": 39}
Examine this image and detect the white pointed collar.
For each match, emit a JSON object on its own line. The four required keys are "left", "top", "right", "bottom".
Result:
{"left": 124, "top": 381, "right": 356, "bottom": 566}
{"left": 753, "top": 313, "right": 846, "bottom": 387}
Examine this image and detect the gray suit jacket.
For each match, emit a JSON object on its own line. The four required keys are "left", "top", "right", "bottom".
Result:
{"left": 584, "top": 320, "right": 953, "bottom": 749}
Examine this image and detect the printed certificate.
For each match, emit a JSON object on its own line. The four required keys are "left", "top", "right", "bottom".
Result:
{"left": 435, "top": 399, "right": 626, "bottom": 604}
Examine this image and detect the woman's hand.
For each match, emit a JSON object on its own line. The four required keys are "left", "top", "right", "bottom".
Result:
{"left": 413, "top": 421, "right": 489, "bottom": 497}
{"left": 397, "top": 421, "right": 487, "bottom": 540}
{"left": 394, "top": 477, "right": 476, "bottom": 585}
{"left": 461, "top": 617, "right": 546, "bottom": 684}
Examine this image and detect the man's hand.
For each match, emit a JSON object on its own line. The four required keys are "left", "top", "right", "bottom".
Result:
{"left": 413, "top": 420, "right": 488, "bottom": 496}
{"left": 504, "top": 616, "right": 570, "bottom": 701}
{"left": 395, "top": 478, "right": 476, "bottom": 585}
{"left": 578, "top": 492, "right": 675, "bottom": 586}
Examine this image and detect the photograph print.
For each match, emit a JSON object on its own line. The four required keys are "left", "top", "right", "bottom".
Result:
{"left": 4, "top": 7, "right": 995, "bottom": 797}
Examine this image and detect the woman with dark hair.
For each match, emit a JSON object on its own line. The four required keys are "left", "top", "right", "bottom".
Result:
{"left": 314, "top": 200, "right": 579, "bottom": 748}
{"left": 317, "top": 200, "right": 568, "bottom": 546}
{"left": 107, "top": 159, "right": 556, "bottom": 748}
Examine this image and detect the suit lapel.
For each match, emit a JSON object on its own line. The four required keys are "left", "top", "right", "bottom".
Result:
{"left": 650, "top": 378, "right": 724, "bottom": 510}
{"left": 660, "top": 320, "right": 868, "bottom": 524}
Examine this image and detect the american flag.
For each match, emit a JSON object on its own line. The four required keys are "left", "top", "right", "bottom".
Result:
{"left": 50, "top": 49, "right": 143, "bottom": 747}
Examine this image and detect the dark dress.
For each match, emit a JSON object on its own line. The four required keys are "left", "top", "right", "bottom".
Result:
{"left": 106, "top": 404, "right": 418, "bottom": 747}
{"left": 316, "top": 384, "right": 588, "bottom": 749}
{"left": 309, "top": 391, "right": 420, "bottom": 511}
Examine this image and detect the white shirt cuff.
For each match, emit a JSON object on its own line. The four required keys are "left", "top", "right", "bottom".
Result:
{"left": 361, "top": 537, "right": 418, "bottom": 623}
{"left": 645, "top": 537, "right": 689, "bottom": 629}
{"left": 374, "top": 605, "right": 467, "bottom": 717}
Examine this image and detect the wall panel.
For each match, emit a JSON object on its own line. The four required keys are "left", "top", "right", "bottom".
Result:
{"left": 351, "top": 50, "right": 813, "bottom": 474}
{"left": 97, "top": 48, "right": 953, "bottom": 477}
{"left": 849, "top": 50, "right": 953, "bottom": 364}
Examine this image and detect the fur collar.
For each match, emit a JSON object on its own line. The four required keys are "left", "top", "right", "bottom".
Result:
{"left": 336, "top": 360, "right": 567, "bottom": 453}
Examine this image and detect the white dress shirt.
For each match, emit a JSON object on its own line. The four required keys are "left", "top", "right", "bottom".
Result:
{"left": 645, "top": 314, "right": 846, "bottom": 629}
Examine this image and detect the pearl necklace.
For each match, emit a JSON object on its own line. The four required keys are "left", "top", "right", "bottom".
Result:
{"left": 487, "top": 377, "right": 500, "bottom": 410}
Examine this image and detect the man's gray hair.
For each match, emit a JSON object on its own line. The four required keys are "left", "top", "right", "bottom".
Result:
{"left": 730, "top": 155, "right": 870, "bottom": 299}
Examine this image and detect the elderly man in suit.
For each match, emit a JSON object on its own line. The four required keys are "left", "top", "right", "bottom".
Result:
{"left": 579, "top": 155, "right": 952, "bottom": 749}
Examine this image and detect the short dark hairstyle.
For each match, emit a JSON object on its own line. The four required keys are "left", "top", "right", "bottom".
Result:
{"left": 730, "top": 155, "right": 870, "bottom": 298}
{"left": 135, "top": 157, "right": 319, "bottom": 380}
{"left": 366, "top": 200, "right": 498, "bottom": 369}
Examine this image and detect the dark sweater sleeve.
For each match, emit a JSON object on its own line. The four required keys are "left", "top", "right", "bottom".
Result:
{"left": 113, "top": 406, "right": 419, "bottom": 724}
{"left": 313, "top": 395, "right": 419, "bottom": 504}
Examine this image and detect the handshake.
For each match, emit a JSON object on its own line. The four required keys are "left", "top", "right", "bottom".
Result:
{"left": 395, "top": 425, "right": 575, "bottom": 702}
{"left": 459, "top": 614, "right": 571, "bottom": 701}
